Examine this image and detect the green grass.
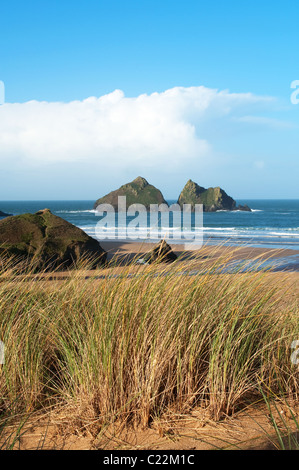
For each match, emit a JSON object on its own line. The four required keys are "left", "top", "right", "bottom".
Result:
{"left": 0, "top": 245, "right": 298, "bottom": 444}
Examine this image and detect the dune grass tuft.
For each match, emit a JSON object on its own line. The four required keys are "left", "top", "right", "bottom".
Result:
{"left": 0, "top": 245, "right": 298, "bottom": 440}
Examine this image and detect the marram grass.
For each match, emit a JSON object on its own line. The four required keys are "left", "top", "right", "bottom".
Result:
{"left": 0, "top": 245, "right": 298, "bottom": 437}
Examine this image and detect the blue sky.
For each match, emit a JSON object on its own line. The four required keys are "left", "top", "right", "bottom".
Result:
{"left": 0, "top": 0, "right": 298, "bottom": 200}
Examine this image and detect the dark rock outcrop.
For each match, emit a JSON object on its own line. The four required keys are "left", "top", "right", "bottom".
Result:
{"left": 177, "top": 180, "right": 251, "bottom": 212}
{"left": 144, "top": 240, "right": 177, "bottom": 264}
{"left": 0, "top": 210, "right": 12, "bottom": 218}
{"left": 237, "top": 204, "right": 251, "bottom": 212}
{"left": 94, "top": 176, "right": 168, "bottom": 211}
{"left": 0, "top": 209, "right": 107, "bottom": 270}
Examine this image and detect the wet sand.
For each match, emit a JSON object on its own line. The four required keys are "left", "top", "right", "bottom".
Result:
{"left": 101, "top": 240, "right": 299, "bottom": 266}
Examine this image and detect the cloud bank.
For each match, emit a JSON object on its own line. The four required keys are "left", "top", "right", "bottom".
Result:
{"left": 0, "top": 86, "right": 275, "bottom": 173}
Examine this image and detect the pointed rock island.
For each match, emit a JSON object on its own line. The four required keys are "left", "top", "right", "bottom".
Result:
{"left": 177, "top": 180, "right": 251, "bottom": 212}
{"left": 0, "top": 209, "right": 107, "bottom": 270}
{"left": 94, "top": 176, "right": 168, "bottom": 211}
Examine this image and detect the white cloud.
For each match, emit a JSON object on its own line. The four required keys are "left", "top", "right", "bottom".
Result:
{"left": 0, "top": 85, "right": 275, "bottom": 171}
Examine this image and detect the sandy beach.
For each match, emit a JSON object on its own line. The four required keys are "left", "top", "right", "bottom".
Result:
{"left": 101, "top": 240, "right": 299, "bottom": 265}
{"left": 31, "top": 240, "right": 299, "bottom": 287}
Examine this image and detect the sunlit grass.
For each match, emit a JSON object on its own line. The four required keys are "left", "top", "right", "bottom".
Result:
{"left": 0, "top": 244, "right": 298, "bottom": 445}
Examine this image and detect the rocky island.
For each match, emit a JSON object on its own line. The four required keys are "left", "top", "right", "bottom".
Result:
{"left": 0, "top": 208, "right": 107, "bottom": 270}
{"left": 0, "top": 210, "right": 12, "bottom": 218}
{"left": 177, "top": 180, "right": 251, "bottom": 212}
{"left": 94, "top": 177, "right": 251, "bottom": 213}
{"left": 94, "top": 176, "right": 168, "bottom": 211}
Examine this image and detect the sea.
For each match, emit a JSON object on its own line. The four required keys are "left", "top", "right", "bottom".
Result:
{"left": 0, "top": 199, "right": 298, "bottom": 248}
{"left": 1, "top": 199, "right": 298, "bottom": 271}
